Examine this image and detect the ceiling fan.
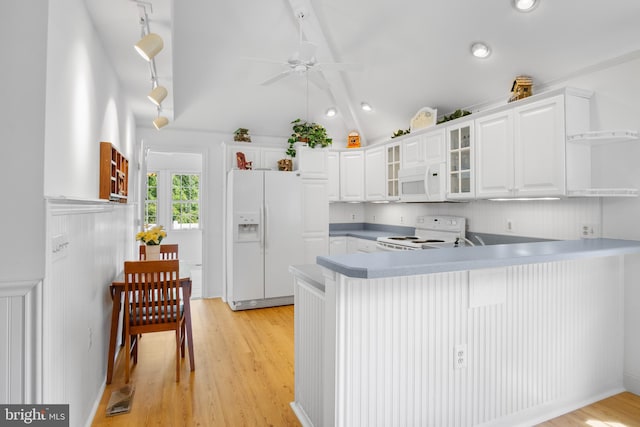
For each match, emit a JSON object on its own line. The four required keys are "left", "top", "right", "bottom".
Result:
{"left": 253, "top": 11, "right": 359, "bottom": 90}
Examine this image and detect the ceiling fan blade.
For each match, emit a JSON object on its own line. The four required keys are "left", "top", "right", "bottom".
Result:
{"left": 240, "top": 56, "right": 287, "bottom": 65}
{"left": 260, "top": 70, "right": 292, "bottom": 86}
{"left": 316, "top": 61, "right": 363, "bottom": 72}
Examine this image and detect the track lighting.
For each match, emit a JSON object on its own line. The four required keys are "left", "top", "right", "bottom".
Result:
{"left": 135, "top": 32, "right": 163, "bottom": 61}
{"left": 153, "top": 115, "right": 169, "bottom": 130}
{"left": 148, "top": 85, "right": 167, "bottom": 106}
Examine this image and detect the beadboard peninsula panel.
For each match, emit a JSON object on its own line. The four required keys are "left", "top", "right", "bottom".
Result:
{"left": 329, "top": 257, "right": 624, "bottom": 427}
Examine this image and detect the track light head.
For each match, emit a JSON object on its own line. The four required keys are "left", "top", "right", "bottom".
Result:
{"left": 153, "top": 115, "right": 169, "bottom": 130}
{"left": 135, "top": 33, "right": 163, "bottom": 61}
{"left": 148, "top": 85, "right": 168, "bottom": 106}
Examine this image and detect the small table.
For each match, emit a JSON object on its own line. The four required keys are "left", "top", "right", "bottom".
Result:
{"left": 107, "top": 274, "right": 195, "bottom": 384}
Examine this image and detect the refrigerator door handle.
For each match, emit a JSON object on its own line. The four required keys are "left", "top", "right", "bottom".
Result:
{"left": 259, "top": 204, "right": 265, "bottom": 249}
{"left": 264, "top": 203, "right": 269, "bottom": 251}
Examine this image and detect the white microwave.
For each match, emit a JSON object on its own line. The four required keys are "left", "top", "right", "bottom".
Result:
{"left": 398, "top": 162, "right": 446, "bottom": 202}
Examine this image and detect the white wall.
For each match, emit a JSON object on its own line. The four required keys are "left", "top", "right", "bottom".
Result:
{"left": 0, "top": 2, "right": 47, "bottom": 283}
{"left": 1, "top": 0, "right": 139, "bottom": 424}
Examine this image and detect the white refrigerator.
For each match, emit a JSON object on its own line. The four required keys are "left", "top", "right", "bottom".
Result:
{"left": 226, "top": 169, "right": 304, "bottom": 310}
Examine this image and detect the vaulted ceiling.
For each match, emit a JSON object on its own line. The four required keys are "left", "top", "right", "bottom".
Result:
{"left": 86, "top": 0, "right": 640, "bottom": 146}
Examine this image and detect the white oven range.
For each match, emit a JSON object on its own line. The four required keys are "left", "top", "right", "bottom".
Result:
{"left": 376, "top": 215, "right": 467, "bottom": 251}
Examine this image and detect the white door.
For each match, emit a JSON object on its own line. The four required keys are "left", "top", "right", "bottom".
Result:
{"left": 514, "top": 95, "right": 566, "bottom": 197}
{"left": 365, "top": 146, "right": 386, "bottom": 201}
{"left": 264, "top": 171, "right": 304, "bottom": 298}
{"left": 228, "top": 170, "right": 264, "bottom": 302}
{"left": 475, "top": 110, "right": 514, "bottom": 199}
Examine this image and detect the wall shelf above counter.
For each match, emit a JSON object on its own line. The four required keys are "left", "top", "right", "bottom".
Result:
{"left": 567, "top": 129, "right": 639, "bottom": 145}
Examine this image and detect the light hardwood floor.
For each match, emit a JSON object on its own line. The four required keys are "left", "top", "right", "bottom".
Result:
{"left": 92, "top": 298, "right": 640, "bottom": 427}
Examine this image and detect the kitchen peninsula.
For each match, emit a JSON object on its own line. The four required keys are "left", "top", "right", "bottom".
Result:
{"left": 290, "top": 239, "right": 640, "bottom": 427}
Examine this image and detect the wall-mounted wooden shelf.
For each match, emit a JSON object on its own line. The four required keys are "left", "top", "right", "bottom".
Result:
{"left": 99, "top": 142, "right": 128, "bottom": 203}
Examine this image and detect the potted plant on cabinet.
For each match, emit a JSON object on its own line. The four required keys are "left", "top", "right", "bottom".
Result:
{"left": 286, "top": 118, "right": 333, "bottom": 155}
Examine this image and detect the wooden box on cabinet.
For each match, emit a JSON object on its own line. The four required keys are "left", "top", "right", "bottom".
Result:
{"left": 99, "top": 142, "right": 128, "bottom": 203}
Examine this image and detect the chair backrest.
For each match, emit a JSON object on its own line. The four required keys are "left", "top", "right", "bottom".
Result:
{"left": 139, "top": 244, "right": 179, "bottom": 260}
{"left": 124, "top": 260, "right": 181, "bottom": 332}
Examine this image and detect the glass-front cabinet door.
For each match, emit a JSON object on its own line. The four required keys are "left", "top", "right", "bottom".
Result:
{"left": 386, "top": 143, "right": 401, "bottom": 200}
{"left": 446, "top": 120, "right": 475, "bottom": 199}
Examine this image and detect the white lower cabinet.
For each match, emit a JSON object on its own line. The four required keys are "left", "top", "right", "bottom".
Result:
{"left": 329, "top": 236, "right": 347, "bottom": 255}
{"left": 347, "top": 236, "right": 378, "bottom": 253}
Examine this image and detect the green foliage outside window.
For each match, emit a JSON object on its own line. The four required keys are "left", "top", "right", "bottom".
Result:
{"left": 172, "top": 174, "right": 200, "bottom": 229}
{"left": 145, "top": 172, "right": 158, "bottom": 226}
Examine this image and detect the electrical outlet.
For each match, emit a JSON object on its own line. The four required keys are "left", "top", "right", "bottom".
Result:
{"left": 372, "top": 215, "right": 376, "bottom": 221}
{"left": 351, "top": 213, "right": 356, "bottom": 220}
{"left": 400, "top": 216, "right": 404, "bottom": 224}
{"left": 454, "top": 344, "right": 467, "bottom": 369}
{"left": 580, "top": 223, "right": 599, "bottom": 238}
{"left": 505, "top": 219, "right": 514, "bottom": 233}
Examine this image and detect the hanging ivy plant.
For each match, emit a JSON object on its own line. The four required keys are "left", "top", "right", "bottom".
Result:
{"left": 286, "top": 119, "right": 333, "bottom": 157}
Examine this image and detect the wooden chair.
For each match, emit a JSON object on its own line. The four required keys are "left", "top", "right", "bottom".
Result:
{"left": 139, "top": 244, "right": 179, "bottom": 260}
{"left": 123, "top": 259, "right": 187, "bottom": 383}
{"left": 236, "top": 152, "right": 252, "bottom": 170}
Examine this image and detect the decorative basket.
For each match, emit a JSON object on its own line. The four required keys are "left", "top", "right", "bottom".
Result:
{"left": 278, "top": 159, "right": 293, "bottom": 171}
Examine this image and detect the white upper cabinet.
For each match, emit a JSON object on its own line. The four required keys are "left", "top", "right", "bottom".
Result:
{"left": 446, "top": 119, "right": 475, "bottom": 200}
{"left": 327, "top": 151, "right": 340, "bottom": 201}
{"left": 513, "top": 94, "right": 567, "bottom": 197}
{"left": 474, "top": 89, "right": 592, "bottom": 199}
{"left": 365, "top": 145, "right": 386, "bottom": 201}
{"left": 423, "top": 128, "right": 446, "bottom": 165}
{"left": 475, "top": 110, "right": 515, "bottom": 198}
{"left": 339, "top": 150, "right": 365, "bottom": 201}
{"left": 386, "top": 143, "right": 401, "bottom": 200}
{"left": 400, "top": 135, "right": 424, "bottom": 169}
{"left": 298, "top": 146, "right": 328, "bottom": 179}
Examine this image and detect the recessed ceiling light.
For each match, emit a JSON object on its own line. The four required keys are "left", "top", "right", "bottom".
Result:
{"left": 513, "top": 0, "right": 539, "bottom": 12}
{"left": 325, "top": 107, "right": 337, "bottom": 117}
{"left": 361, "top": 102, "right": 373, "bottom": 112}
{"left": 470, "top": 42, "right": 491, "bottom": 58}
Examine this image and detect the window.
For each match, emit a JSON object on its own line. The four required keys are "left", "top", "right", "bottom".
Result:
{"left": 171, "top": 173, "right": 200, "bottom": 230}
{"left": 144, "top": 172, "right": 158, "bottom": 226}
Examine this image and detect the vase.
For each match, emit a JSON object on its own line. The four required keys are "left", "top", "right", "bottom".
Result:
{"left": 145, "top": 244, "right": 161, "bottom": 260}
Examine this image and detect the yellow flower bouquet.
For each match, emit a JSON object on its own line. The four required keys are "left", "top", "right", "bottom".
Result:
{"left": 136, "top": 225, "right": 167, "bottom": 245}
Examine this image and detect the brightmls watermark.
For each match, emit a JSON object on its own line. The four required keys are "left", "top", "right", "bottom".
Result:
{"left": 0, "top": 405, "right": 68, "bottom": 426}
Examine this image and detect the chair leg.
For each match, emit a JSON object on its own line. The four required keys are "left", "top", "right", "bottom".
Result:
{"left": 125, "top": 333, "right": 130, "bottom": 384}
{"left": 180, "top": 321, "right": 186, "bottom": 358}
{"left": 175, "top": 329, "right": 180, "bottom": 382}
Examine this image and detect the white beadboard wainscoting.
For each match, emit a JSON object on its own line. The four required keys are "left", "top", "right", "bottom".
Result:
{"left": 297, "top": 256, "right": 626, "bottom": 427}
{"left": 292, "top": 277, "right": 326, "bottom": 426}
{"left": 44, "top": 200, "right": 135, "bottom": 426}
{"left": 0, "top": 280, "right": 41, "bottom": 404}
{"left": 332, "top": 198, "right": 602, "bottom": 241}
